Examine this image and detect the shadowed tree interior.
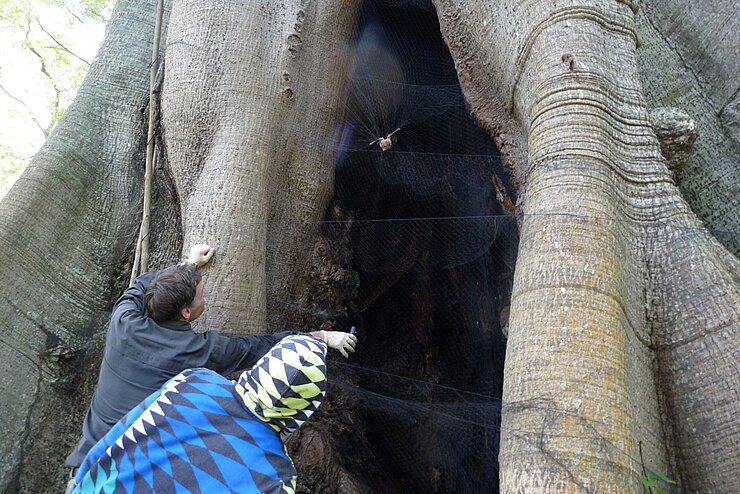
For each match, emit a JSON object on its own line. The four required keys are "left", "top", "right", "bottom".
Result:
{"left": 315, "top": 2, "right": 518, "bottom": 492}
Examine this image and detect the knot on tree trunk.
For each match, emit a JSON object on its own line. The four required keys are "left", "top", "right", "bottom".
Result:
{"left": 650, "top": 107, "right": 698, "bottom": 182}
{"left": 40, "top": 344, "right": 80, "bottom": 391}
{"left": 299, "top": 200, "right": 359, "bottom": 331}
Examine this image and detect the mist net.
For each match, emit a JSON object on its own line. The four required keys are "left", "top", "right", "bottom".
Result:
{"left": 312, "top": 1, "right": 517, "bottom": 492}
{"left": 275, "top": 1, "right": 738, "bottom": 493}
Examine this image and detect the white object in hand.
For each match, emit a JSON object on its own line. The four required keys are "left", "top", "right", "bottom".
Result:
{"left": 186, "top": 244, "right": 215, "bottom": 267}
{"left": 322, "top": 330, "right": 357, "bottom": 358}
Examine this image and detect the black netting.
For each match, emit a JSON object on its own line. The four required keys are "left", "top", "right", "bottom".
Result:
{"left": 333, "top": 376, "right": 502, "bottom": 493}
{"left": 261, "top": 1, "right": 738, "bottom": 492}
{"left": 338, "top": 149, "right": 516, "bottom": 273}
{"left": 309, "top": 1, "right": 514, "bottom": 492}
{"left": 341, "top": 80, "right": 465, "bottom": 153}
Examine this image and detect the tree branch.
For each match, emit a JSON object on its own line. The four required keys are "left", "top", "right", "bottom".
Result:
{"left": 0, "top": 82, "right": 49, "bottom": 139}
{"left": 34, "top": 17, "right": 90, "bottom": 66}
{"left": 80, "top": 4, "right": 109, "bottom": 24}
{"left": 25, "top": 45, "right": 61, "bottom": 135}
{"left": 21, "top": 18, "right": 62, "bottom": 135}
{"left": 62, "top": 2, "right": 85, "bottom": 24}
{"left": 131, "top": 0, "right": 165, "bottom": 283}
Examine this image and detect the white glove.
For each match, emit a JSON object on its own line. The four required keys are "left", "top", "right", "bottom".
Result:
{"left": 322, "top": 330, "right": 357, "bottom": 358}
{"left": 186, "top": 244, "right": 215, "bottom": 267}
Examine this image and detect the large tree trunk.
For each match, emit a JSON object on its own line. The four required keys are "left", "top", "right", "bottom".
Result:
{"left": 636, "top": 0, "right": 740, "bottom": 256}
{"left": 0, "top": 0, "right": 361, "bottom": 491}
{"left": 434, "top": 0, "right": 739, "bottom": 492}
{"left": 0, "top": 1, "right": 165, "bottom": 491}
{"left": 160, "top": 0, "right": 361, "bottom": 335}
{"left": 1, "top": 0, "right": 738, "bottom": 493}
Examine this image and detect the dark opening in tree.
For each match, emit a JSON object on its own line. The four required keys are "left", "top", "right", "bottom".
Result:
{"left": 327, "top": 2, "right": 519, "bottom": 491}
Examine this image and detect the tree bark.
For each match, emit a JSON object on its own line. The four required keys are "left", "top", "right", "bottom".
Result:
{"left": 160, "top": 0, "right": 361, "bottom": 336}
{"left": 0, "top": 1, "right": 167, "bottom": 490}
{"left": 1, "top": 0, "right": 738, "bottom": 493}
{"left": 636, "top": 0, "right": 740, "bottom": 256}
{"left": 434, "top": 0, "right": 739, "bottom": 492}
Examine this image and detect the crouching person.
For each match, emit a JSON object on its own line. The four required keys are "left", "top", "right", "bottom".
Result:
{"left": 70, "top": 334, "right": 328, "bottom": 494}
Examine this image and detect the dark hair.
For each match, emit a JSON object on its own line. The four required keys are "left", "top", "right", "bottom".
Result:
{"left": 144, "top": 264, "right": 203, "bottom": 323}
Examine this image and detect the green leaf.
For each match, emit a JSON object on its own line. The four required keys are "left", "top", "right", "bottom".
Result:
{"left": 51, "top": 106, "right": 65, "bottom": 122}
{"left": 647, "top": 469, "right": 675, "bottom": 484}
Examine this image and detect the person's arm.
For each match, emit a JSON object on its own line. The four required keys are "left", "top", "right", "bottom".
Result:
{"left": 113, "top": 270, "right": 162, "bottom": 313}
{"left": 206, "top": 331, "right": 298, "bottom": 374}
{"left": 206, "top": 329, "right": 357, "bottom": 374}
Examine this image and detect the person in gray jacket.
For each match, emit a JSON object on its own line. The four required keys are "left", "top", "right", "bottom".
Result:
{"left": 65, "top": 244, "right": 356, "bottom": 488}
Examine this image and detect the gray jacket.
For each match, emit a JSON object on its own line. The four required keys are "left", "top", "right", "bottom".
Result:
{"left": 65, "top": 269, "right": 294, "bottom": 467}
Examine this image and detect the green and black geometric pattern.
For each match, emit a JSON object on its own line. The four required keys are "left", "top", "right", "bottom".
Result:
{"left": 235, "top": 335, "right": 328, "bottom": 437}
